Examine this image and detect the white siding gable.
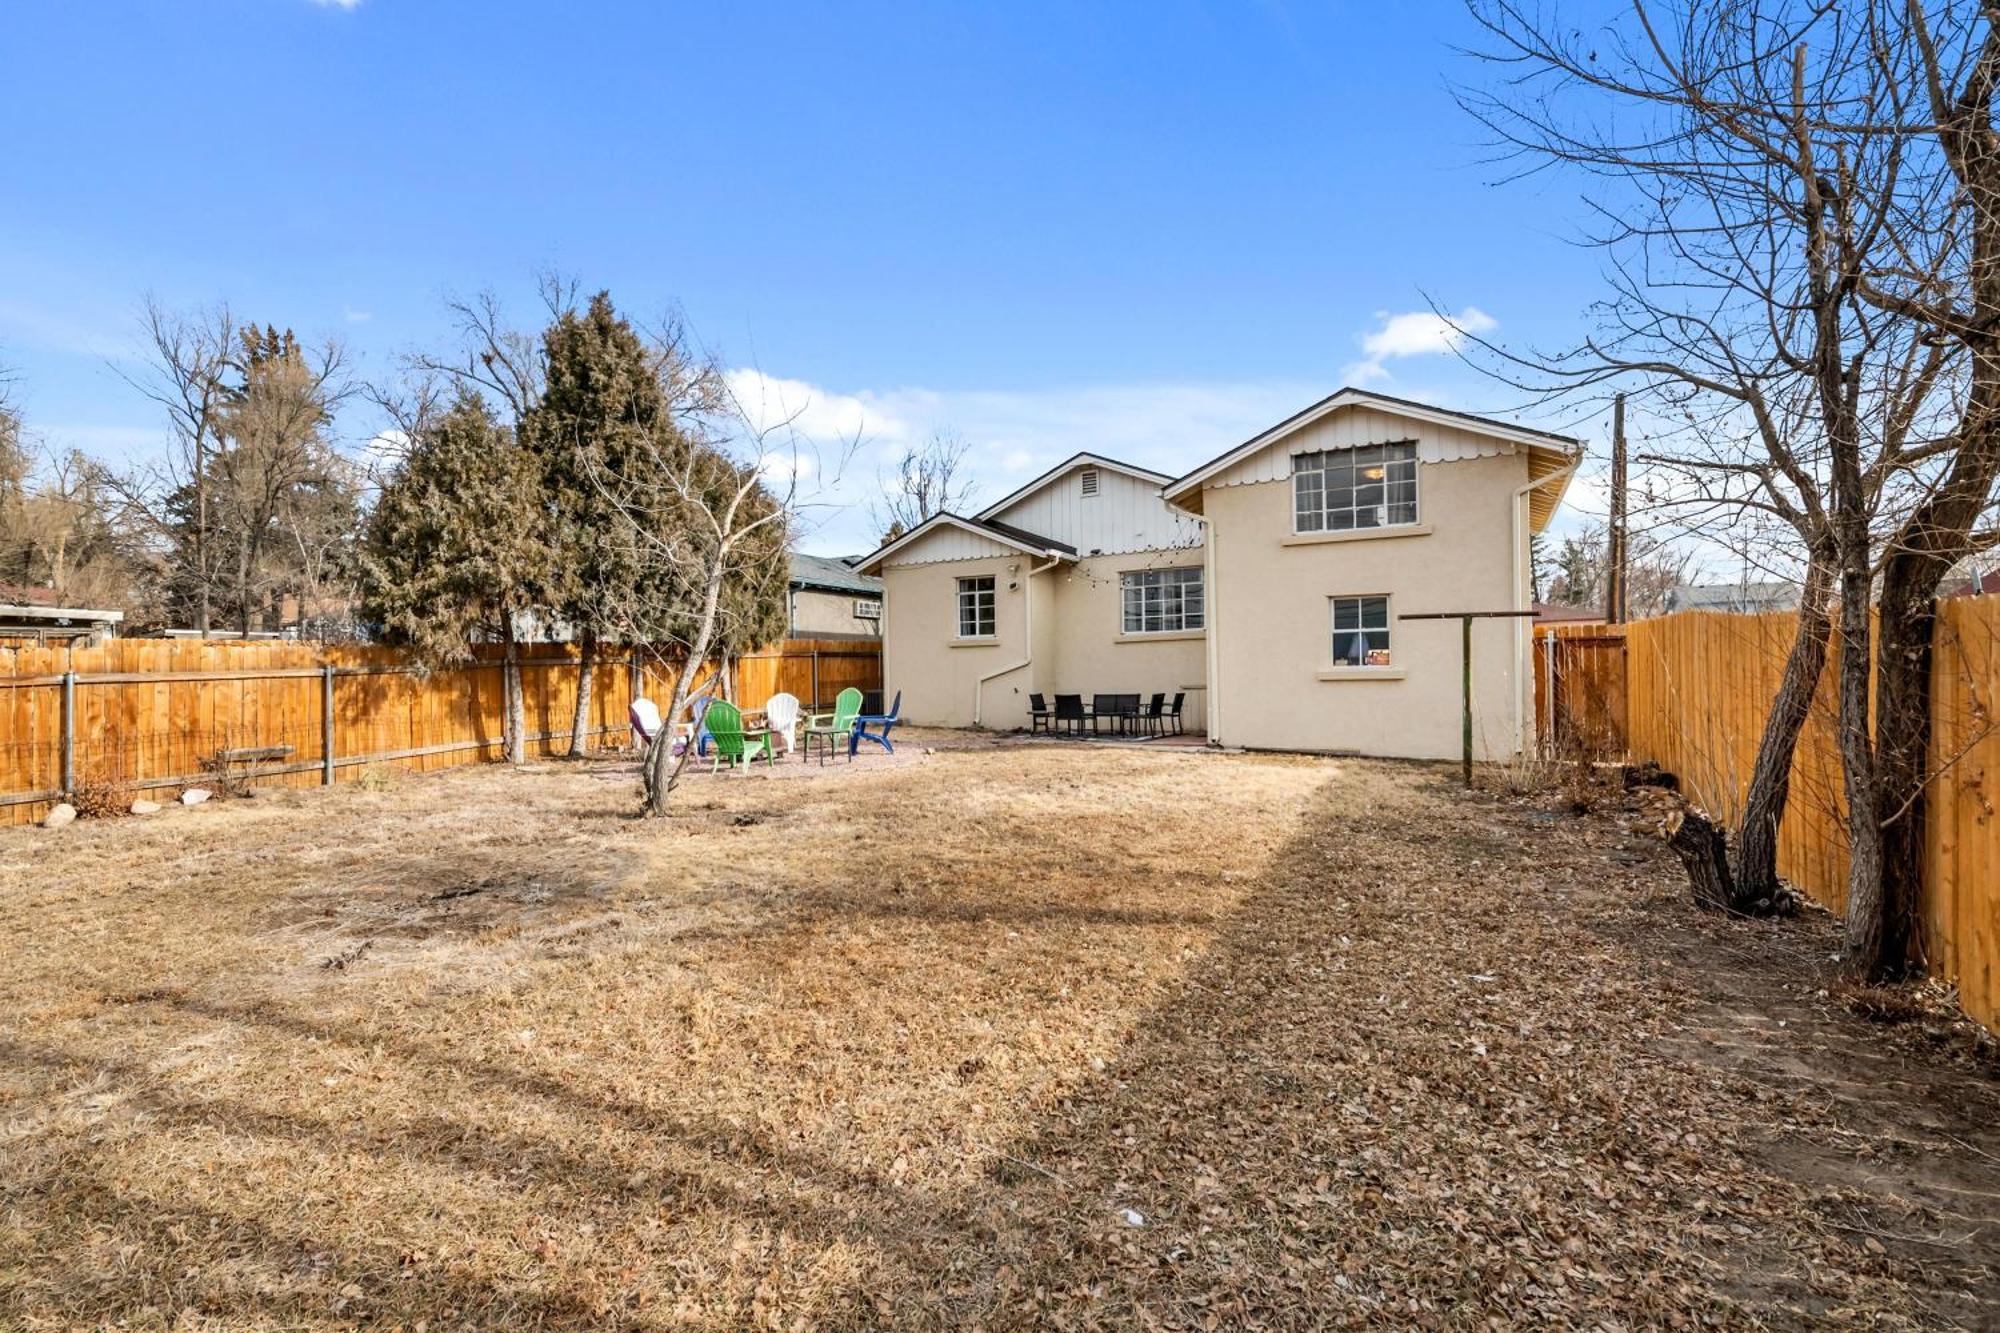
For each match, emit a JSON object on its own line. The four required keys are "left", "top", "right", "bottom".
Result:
{"left": 1202, "top": 405, "right": 1523, "bottom": 491}
{"left": 880, "top": 523, "right": 1021, "bottom": 567}
{"left": 986, "top": 464, "right": 1203, "bottom": 555}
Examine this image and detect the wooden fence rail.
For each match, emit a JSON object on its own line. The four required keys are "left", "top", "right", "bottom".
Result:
{"left": 1, "top": 638, "right": 882, "bottom": 826}
{"left": 1536, "top": 603, "right": 2000, "bottom": 1032}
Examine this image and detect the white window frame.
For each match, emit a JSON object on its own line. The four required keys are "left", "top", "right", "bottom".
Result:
{"left": 1120, "top": 566, "right": 1205, "bottom": 635}
{"left": 1330, "top": 594, "right": 1392, "bottom": 667}
{"left": 854, "top": 598, "right": 881, "bottom": 620}
{"left": 1293, "top": 441, "right": 1419, "bottom": 534}
{"left": 956, "top": 576, "right": 996, "bottom": 638}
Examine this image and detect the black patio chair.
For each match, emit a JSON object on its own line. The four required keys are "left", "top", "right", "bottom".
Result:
{"left": 1140, "top": 692, "right": 1166, "bottom": 737}
{"left": 1166, "top": 691, "right": 1187, "bottom": 735}
{"left": 1090, "top": 693, "right": 1119, "bottom": 737}
{"left": 1053, "top": 693, "right": 1089, "bottom": 737}
{"left": 1029, "top": 693, "right": 1054, "bottom": 734}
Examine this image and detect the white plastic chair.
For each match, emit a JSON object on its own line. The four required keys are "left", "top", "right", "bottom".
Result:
{"left": 630, "top": 697, "right": 664, "bottom": 747}
{"left": 764, "top": 692, "right": 801, "bottom": 756}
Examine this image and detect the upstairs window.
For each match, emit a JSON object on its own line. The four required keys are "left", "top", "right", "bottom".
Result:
{"left": 1331, "top": 596, "right": 1392, "bottom": 667}
{"left": 1080, "top": 467, "right": 1100, "bottom": 497}
{"left": 957, "top": 576, "right": 995, "bottom": 638}
{"left": 1293, "top": 442, "right": 1418, "bottom": 533}
{"left": 1121, "top": 567, "right": 1204, "bottom": 634}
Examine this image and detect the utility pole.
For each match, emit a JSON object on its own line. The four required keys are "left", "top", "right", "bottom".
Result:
{"left": 1604, "top": 393, "right": 1628, "bottom": 625}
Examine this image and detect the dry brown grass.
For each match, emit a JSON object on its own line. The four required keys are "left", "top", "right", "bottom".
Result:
{"left": 1, "top": 743, "right": 1995, "bottom": 1328}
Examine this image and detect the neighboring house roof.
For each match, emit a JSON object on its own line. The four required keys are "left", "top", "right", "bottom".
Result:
{"left": 1161, "top": 386, "right": 1581, "bottom": 531}
{"left": 1532, "top": 601, "right": 1605, "bottom": 624}
{"left": 974, "top": 452, "right": 1174, "bottom": 523}
{"left": 790, "top": 552, "right": 882, "bottom": 597}
{"left": 0, "top": 600, "right": 125, "bottom": 635}
{"left": 1666, "top": 581, "right": 1802, "bottom": 613}
{"left": 852, "top": 512, "right": 1077, "bottom": 575}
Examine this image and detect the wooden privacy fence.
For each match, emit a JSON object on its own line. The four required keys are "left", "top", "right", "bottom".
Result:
{"left": 1536, "top": 604, "right": 2000, "bottom": 1032}
{"left": 1534, "top": 625, "right": 1630, "bottom": 757}
{"left": 1, "top": 637, "right": 881, "bottom": 827}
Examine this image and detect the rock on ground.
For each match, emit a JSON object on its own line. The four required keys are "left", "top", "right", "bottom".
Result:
{"left": 41, "top": 803, "right": 76, "bottom": 829}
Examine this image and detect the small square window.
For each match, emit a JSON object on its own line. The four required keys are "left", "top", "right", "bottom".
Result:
{"left": 1330, "top": 595, "right": 1391, "bottom": 666}
{"left": 957, "top": 576, "right": 996, "bottom": 638}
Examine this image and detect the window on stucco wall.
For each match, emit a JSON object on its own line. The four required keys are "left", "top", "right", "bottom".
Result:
{"left": 957, "top": 576, "right": 995, "bottom": 637}
{"left": 1330, "top": 595, "right": 1392, "bottom": 666}
{"left": 1293, "top": 442, "right": 1418, "bottom": 533}
{"left": 1121, "top": 567, "right": 1204, "bottom": 633}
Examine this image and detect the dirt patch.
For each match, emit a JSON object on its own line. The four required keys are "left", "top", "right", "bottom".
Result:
{"left": 0, "top": 749, "right": 1995, "bottom": 1327}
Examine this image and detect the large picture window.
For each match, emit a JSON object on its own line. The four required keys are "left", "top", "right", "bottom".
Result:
{"left": 957, "top": 576, "right": 996, "bottom": 638}
{"left": 1293, "top": 442, "right": 1418, "bottom": 533}
{"left": 1121, "top": 567, "right": 1204, "bottom": 634}
{"left": 1331, "top": 595, "right": 1391, "bottom": 667}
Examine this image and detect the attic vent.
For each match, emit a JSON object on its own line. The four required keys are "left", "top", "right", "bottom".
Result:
{"left": 1080, "top": 468, "right": 1100, "bottom": 497}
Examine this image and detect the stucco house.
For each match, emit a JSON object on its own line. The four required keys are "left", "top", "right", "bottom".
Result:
{"left": 787, "top": 554, "right": 883, "bottom": 640}
{"left": 855, "top": 388, "right": 1577, "bottom": 760}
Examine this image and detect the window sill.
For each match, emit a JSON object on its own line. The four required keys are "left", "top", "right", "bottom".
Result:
{"left": 1282, "top": 524, "right": 1432, "bottom": 548}
{"left": 949, "top": 636, "right": 1000, "bottom": 648}
{"left": 1317, "top": 667, "right": 1407, "bottom": 681}
{"left": 1113, "top": 629, "right": 1206, "bottom": 644}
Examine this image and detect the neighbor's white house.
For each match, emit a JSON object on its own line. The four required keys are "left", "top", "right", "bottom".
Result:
{"left": 853, "top": 388, "right": 1577, "bottom": 759}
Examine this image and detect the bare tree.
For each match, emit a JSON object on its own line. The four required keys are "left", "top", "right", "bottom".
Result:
{"left": 111, "top": 298, "right": 236, "bottom": 633}
{"left": 1458, "top": 1, "right": 1974, "bottom": 947}
{"left": 871, "top": 428, "right": 973, "bottom": 543}
{"left": 588, "top": 382, "right": 846, "bottom": 815}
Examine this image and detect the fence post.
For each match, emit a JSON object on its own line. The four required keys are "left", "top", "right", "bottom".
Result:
{"left": 811, "top": 651, "right": 821, "bottom": 711}
{"left": 60, "top": 670, "right": 75, "bottom": 798}
{"left": 629, "top": 652, "right": 641, "bottom": 749}
{"left": 322, "top": 664, "right": 336, "bottom": 785}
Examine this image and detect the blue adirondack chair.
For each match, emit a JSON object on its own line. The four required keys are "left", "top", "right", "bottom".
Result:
{"left": 849, "top": 690, "right": 902, "bottom": 756}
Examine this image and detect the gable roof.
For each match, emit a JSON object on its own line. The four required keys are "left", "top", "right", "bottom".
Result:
{"left": 975, "top": 452, "right": 1174, "bottom": 523}
{"left": 852, "top": 512, "right": 1077, "bottom": 575}
{"left": 1162, "top": 387, "right": 1581, "bottom": 529}
{"left": 789, "top": 552, "right": 882, "bottom": 597}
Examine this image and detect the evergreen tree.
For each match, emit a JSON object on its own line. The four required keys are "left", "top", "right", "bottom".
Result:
{"left": 521, "top": 292, "right": 667, "bottom": 753}
{"left": 359, "top": 391, "right": 550, "bottom": 763}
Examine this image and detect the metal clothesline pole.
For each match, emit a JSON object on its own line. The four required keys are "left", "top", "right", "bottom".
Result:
{"left": 1397, "top": 609, "right": 1540, "bottom": 787}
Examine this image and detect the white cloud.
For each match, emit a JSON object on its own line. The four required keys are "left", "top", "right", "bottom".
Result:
{"left": 1345, "top": 307, "right": 1497, "bottom": 384}
{"left": 309, "top": 0, "right": 363, "bottom": 9}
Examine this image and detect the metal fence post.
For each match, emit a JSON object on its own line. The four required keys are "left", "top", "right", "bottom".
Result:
{"left": 321, "top": 664, "right": 336, "bottom": 785}
{"left": 60, "top": 670, "right": 75, "bottom": 798}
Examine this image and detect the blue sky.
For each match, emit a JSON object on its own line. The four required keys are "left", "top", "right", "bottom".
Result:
{"left": 1, "top": 0, "right": 1616, "bottom": 555}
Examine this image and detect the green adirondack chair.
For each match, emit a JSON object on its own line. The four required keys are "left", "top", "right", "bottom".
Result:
{"left": 802, "top": 687, "right": 863, "bottom": 765}
{"left": 703, "top": 699, "right": 774, "bottom": 774}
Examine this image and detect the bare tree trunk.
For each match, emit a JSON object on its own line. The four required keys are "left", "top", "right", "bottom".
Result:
{"left": 501, "top": 610, "right": 526, "bottom": 766}
{"left": 1732, "top": 551, "right": 1832, "bottom": 906}
{"left": 568, "top": 627, "right": 596, "bottom": 758}
{"left": 1837, "top": 558, "right": 1889, "bottom": 976}
{"left": 646, "top": 559, "right": 729, "bottom": 816}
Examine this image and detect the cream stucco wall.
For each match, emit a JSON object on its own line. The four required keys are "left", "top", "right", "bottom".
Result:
{"left": 879, "top": 545, "right": 1208, "bottom": 730}
{"left": 1040, "top": 553, "right": 1207, "bottom": 714}
{"left": 880, "top": 552, "right": 1037, "bottom": 729}
{"left": 1202, "top": 450, "right": 1530, "bottom": 759}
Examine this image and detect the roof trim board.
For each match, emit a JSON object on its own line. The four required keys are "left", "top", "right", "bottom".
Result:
{"left": 852, "top": 512, "right": 1076, "bottom": 574}
{"left": 1162, "top": 387, "right": 1581, "bottom": 509}
{"left": 975, "top": 452, "right": 1174, "bottom": 523}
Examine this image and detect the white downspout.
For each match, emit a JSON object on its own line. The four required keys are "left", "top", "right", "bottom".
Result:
{"left": 974, "top": 553, "right": 1062, "bottom": 727}
{"left": 1202, "top": 513, "right": 1220, "bottom": 744}
{"left": 1512, "top": 457, "right": 1581, "bottom": 753}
